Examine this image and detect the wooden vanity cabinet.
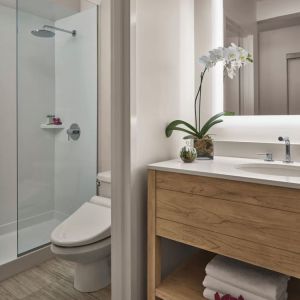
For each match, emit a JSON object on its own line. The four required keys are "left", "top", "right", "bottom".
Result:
{"left": 148, "top": 170, "right": 300, "bottom": 300}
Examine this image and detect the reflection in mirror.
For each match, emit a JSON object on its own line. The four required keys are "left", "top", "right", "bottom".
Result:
{"left": 224, "top": 0, "right": 300, "bottom": 115}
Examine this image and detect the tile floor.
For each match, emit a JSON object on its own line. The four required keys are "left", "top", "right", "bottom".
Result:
{"left": 0, "top": 258, "right": 111, "bottom": 300}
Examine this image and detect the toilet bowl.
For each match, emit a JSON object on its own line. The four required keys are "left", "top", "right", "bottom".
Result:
{"left": 51, "top": 172, "right": 111, "bottom": 293}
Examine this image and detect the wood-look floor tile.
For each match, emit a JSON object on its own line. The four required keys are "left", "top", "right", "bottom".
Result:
{"left": 23, "top": 279, "right": 95, "bottom": 300}
{"left": 38, "top": 259, "right": 74, "bottom": 283}
{"left": 0, "top": 266, "right": 50, "bottom": 299}
{"left": 0, "top": 259, "right": 111, "bottom": 300}
{"left": 90, "top": 286, "right": 111, "bottom": 299}
{"left": 0, "top": 285, "right": 18, "bottom": 300}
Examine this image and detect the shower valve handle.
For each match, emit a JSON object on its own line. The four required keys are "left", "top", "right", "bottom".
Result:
{"left": 67, "top": 124, "right": 81, "bottom": 141}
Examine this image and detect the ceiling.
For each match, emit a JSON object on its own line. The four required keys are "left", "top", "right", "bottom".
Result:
{"left": 0, "top": 0, "right": 81, "bottom": 21}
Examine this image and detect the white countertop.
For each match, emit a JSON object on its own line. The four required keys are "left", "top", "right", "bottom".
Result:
{"left": 148, "top": 156, "right": 300, "bottom": 189}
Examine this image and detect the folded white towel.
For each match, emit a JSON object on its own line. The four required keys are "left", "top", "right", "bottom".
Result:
{"left": 203, "top": 276, "right": 288, "bottom": 300}
{"left": 203, "top": 288, "right": 288, "bottom": 300}
{"left": 205, "top": 255, "right": 289, "bottom": 299}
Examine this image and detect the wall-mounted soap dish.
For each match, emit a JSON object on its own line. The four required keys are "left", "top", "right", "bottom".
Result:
{"left": 40, "top": 124, "right": 65, "bottom": 129}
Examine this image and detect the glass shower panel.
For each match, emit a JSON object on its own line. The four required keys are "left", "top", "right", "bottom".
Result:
{"left": 17, "top": 0, "right": 98, "bottom": 255}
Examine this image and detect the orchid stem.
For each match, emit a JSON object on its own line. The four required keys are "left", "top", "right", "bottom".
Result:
{"left": 194, "top": 67, "right": 207, "bottom": 131}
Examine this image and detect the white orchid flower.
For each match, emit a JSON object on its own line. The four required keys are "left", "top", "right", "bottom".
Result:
{"left": 199, "top": 43, "right": 253, "bottom": 80}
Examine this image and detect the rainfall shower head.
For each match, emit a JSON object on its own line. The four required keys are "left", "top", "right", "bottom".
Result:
{"left": 31, "top": 25, "right": 76, "bottom": 38}
{"left": 31, "top": 29, "right": 55, "bottom": 38}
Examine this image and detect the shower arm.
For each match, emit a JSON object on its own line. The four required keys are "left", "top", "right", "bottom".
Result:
{"left": 43, "top": 25, "right": 76, "bottom": 36}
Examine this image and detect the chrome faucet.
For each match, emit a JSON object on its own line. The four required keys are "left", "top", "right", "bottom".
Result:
{"left": 278, "top": 136, "right": 293, "bottom": 163}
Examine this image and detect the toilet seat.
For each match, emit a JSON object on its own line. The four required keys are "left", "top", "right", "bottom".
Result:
{"left": 51, "top": 199, "right": 111, "bottom": 247}
{"left": 51, "top": 237, "right": 111, "bottom": 263}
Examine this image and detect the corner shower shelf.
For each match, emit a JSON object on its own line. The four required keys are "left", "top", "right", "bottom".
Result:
{"left": 40, "top": 124, "right": 65, "bottom": 129}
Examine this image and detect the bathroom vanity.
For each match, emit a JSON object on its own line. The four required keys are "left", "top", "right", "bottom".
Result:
{"left": 148, "top": 157, "right": 300, "bottom": 300}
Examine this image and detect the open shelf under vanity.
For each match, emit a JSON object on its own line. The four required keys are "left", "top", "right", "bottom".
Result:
{"left": 155, "top": 251, "right": 300, "bottom": 300}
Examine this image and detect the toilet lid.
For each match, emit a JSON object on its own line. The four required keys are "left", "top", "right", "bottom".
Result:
{"left": 51, "top": 201, "right": 111, "bottom": 247}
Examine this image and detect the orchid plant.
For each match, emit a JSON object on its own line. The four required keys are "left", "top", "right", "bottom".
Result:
{"left": 166, "top": 43, "right": 253, "bottom": 140}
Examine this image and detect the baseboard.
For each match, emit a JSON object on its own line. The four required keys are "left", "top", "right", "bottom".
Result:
{"left": 0, "top": 245, "right": 53, "bottom": 282}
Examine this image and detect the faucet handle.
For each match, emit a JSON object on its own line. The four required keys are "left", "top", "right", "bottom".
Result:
{"left": 256, "top": 153, "right": 273, "bottom": 161}
{"left": 278, "top": 136, "right": 290, "bottom": 142}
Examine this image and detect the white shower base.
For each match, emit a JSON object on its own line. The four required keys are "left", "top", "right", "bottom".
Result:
{"left": 0, "top": 218, "right": 61, "bottom": 266}
{"left": 0, "top": 230, "right": 16, "bottom": 265}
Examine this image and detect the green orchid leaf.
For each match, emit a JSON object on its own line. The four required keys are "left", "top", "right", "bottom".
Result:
{"left": 199, "top": 112, "right": 225, "bottom": 136}
{"left": 199, "top": 111, "right": 233, "bottom": 137}
{"left": 225, "top": 111, "right": 235, "bottom": 116}
{"left": 167, "top": 126, "right": 198, "bottom": 138}
{"left": 204, "top": 112, "right": 233, "bottom": 127}
{"left": 166, "top": 120, "right": 198, "bottom": 137}
{"left": 199, "top": 119, "right": 223, "bottom": 137}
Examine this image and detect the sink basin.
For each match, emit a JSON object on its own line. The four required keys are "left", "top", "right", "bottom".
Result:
{"left": 237, "top": 163, "right": 300, "bottom": 177}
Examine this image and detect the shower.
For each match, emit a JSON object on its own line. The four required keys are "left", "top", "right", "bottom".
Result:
{"left": 31, "top": 25, "right": 76, "bottom": 37}
{"left": 0, "top": 0, "right": 99, "bottom": 270}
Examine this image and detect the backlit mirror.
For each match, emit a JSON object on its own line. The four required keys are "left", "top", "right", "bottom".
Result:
{"left": 224, "top": 0, "right": 300, "bottom": 115}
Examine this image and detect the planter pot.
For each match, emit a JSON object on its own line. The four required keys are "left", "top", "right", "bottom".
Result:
{"left": 194, "top": 136, "right": 214, "bottom": 160}
{"left": 180, "top": 145, "right": 197, "bottom": 163}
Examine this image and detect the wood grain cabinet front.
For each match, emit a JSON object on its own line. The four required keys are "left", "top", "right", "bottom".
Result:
{"left": 148, "top": 170, "right": 300, "bottom": 300}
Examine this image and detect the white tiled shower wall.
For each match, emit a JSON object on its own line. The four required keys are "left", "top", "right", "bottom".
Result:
{"left": 54, "top": 7, "right": 98, "bottom": 217}
{"left": 0, "top": 4, "right": 98, "bottom": 240}
{"left": 0, "top": 4, "right": 17, "bottom": 232}
{"left": 0, "top": 4, "right": 56, "bottom": 233}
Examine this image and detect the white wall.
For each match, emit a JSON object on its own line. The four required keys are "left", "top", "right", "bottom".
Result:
{"left": 194, "top": 0, "right": 213, "bottom": 125}
{"left": 215, "top": 140, "right": 300, "bottom": 162}
{"left": 195, "top": 0, "right": 226, "bottom": 124}
{"left": 0, "top": 4, "right": 17, "bottom": 230}
{"left": 17, "top": 11, "right": 56, "bottom": 221}
{"left": 131, "top": 0, "right": 196, "bottom": 297}
{"left": 98, "top": 0, "right": 111, "bottom": 172}
{"left": 257, "top": 0, "right": 300, "bottom": 21}
{"left": 54, "top": 7, "right": 98, "bottom": 216}
{"left": 135, "top": 0, "right": 195, "bottom": 164}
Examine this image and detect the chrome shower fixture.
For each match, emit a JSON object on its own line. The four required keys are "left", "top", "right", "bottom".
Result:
{"left": 31, "top": 25, "right": 76, "bottom": 38}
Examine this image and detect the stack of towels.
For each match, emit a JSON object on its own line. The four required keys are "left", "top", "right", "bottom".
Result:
{"left": 203, "top": 255, "right": 289, "bottom": 300}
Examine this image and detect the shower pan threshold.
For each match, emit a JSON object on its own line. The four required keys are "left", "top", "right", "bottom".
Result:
{"left": 0, "top": 218, "right": 59, "bottom": 266}
{"left": 0, "top": 244, "right": 53, "bottom": 283}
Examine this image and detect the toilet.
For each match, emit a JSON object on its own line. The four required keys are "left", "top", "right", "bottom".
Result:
{"left": 50, "top": 171, "right": 111, "bottom": 293}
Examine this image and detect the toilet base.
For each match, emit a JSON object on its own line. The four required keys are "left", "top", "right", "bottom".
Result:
{"left": 51, "top": 238, "right": 111, "bottom": 293}
{"left": 74, "top": 256, "right": 111, "bottom": 292}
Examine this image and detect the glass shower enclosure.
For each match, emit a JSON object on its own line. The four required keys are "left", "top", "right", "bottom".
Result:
{"left": 17, "top": 0, "right": 98, "bottom": 255}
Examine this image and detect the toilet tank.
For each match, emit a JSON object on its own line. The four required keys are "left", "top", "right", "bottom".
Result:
{"left": 97, "top": 171, "right": 111, "bottom": 198}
